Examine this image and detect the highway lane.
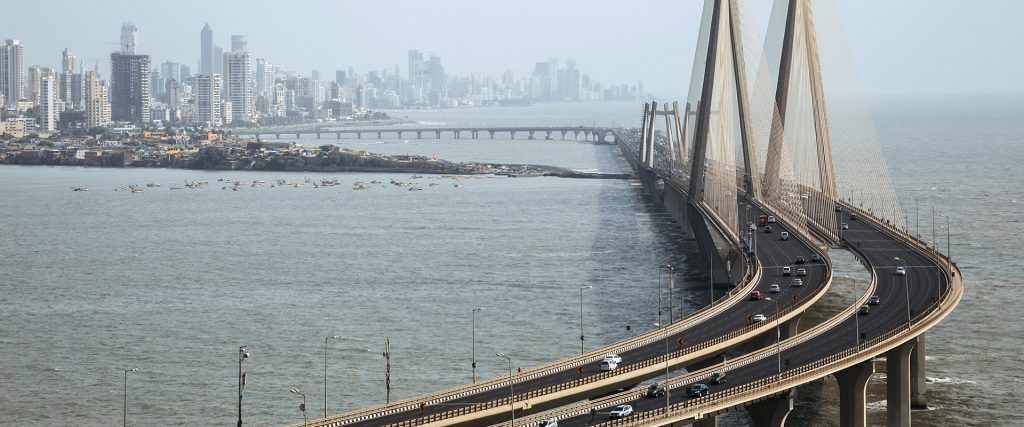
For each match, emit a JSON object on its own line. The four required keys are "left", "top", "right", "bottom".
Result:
{"left": 329, "top": 199, "right": 831, "bottom": 427}
{"left": 546, "top": 208, "right": 948, "bottom": 426}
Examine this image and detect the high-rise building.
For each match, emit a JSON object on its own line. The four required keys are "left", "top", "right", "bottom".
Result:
{"left": 223, "top": 51, "right": 252, "bottom": 123}
{"left": 255, "top": 59, "right": 273, "bottom": 97}
{"left": 28, "top": 66, "right": 58, "bottom": 106}
{"left": 231, "top": 35, "right": 247, "bottom": 53}
{"left": 195, "top": 74, "right": 222, "bottom": 126}
{"left": 84, "top": 71, "right": 111, "bottom": 128}
{"left": 213, "top": 45, "right": 224, "bottom": 74}
{"left": 39, "top": 76, "right": 57, "bottom": 132}
{"left": 61, "top": 48, "right": 77, "bottom": 75}
{"left": 121, "top": 21, "right": 139, "bottom": 55}
{"left": 335, "top": 69, "right": 346, "bottom": 86}
{"left": 1, "top": 39, "right": 25, "bottom": 107}
{"left": 60, "top": 49, "right": 80, "bottom": 108}
{"left": 110, "top": 53, "right": 150, "bottom": 123}
{"left": 200, "top": 23, "right": 214, "bottom": 75}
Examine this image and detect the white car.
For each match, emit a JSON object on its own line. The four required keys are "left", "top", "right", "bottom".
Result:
{"left": 768, "top": 215, "right": 777, "bottom": 223}
{"left": 896, "top": 266, "right": 907, "bottom": 276}
{"left": 752, "top": 314, "right": 767, "bottom": 322}
{"left": 600, "top": 359, "right": 618, "bottom": 371}
{"left": 602, "top": 354, "right": 622, "bottom": 364}
{"left": 782, "top": 266, "right": 791, "bottom": 276}
{"left": 796, "top": 268, "right": 807, "bottom": 276}
{"left": 768, "top": 284, "right": 781, "bottom": 293}
{"left": 609, "top": 405, "right": 634, "bottom": 418}
{"left": 792, "top": 278, "right": 803, "bottom": 287}
{"left": 537, "top": 418, "right": 559, "bottom": 427}
{"left": 841, "top": 223, "right": 849, "bottom": 230}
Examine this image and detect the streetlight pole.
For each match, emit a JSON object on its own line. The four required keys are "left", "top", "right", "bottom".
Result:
{"left": 123, "top": 368, "right": 138, "bottom": 427}
{"left": 472, "top": 307, "right": 484, "bottom": 383}
{"left": 579, "top": 285, "right": 592, "bottom": 355}
{"left": 662, "top": 265, "right": 674, "bottom": 321}
{"left": 931, "top": 204, "right": 936, "bottom": 251}
{"left": 496, "top": 353, "right": 514, "bottom": 427}
{"left": 324, "top": 335, "right": 340, "bottom": 418}
{"left": 846, "top": 275, "right": 860, "bottom": 351}
{"left": 766, "top": 297, "right": 782, "bottom": 383}
{"left": 290, "top": 388, "right": 308, "bottom": 427}
{"left": 654, "top": 323, "right": 671, "bottom": 415}
{"left": 238, "top": 346, "right": 249, "bottom": 427}
{"left": 657, "top": 268, "right": 664, "bottom": 326}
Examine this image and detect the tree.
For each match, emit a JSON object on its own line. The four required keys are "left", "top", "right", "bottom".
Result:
{"left": 188, "top": 146, "right": 229, "bottom": 169}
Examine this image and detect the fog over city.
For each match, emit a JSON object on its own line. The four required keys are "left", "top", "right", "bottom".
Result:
{"left": 5, "top": 0, "right": 1023, "bottom": 98}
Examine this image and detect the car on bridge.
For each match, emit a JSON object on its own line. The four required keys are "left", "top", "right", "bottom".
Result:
{"left": 608, "top": 405, "right": 634, "bottom": 418}
{"left": 708, "top": 371, "right": 727, "bottom": 384}
{"left": 810, "top": 253, "right": 821, "bottom": 262}
{"left": 792, "top": 278, "right": 804, "bottom": 287}
{"left": 687, "top": 383, "right": 710, "bottom": 397}
{"left": 768, "top": 215, "right": 777, "bottom": 223}
{"left": 752, "top": 314, "right": 767, "bottom": 322}
{"left": 835, "top": 205, "right": 843, "bottom": 212}
{"left": 538, "top": 418, "right": 559, "bottom": 427}
{"left": 602, "top": 354, "right": 622, "bottom": 364}
{"left": 842, "top": 222, "right": 849, "bottom": 230}
{"left": 768, "top": 284, "right": 781, "bottom": 293}
{"left": 600, "top": 359, "right": 618, "bottom": 372}
{"left": 781, "top": 231, "right": 790, "bottom": 241}
{"left": 782, "top": 266, "right": 792, "bottom": 276}
{"left": 764, "top": 225, "right": 773, "bottom": 233}
{"left": 868, "top": 295, "right": 881, "bottom": 305}
{"left": 794, "top": 256, "right": 807, "bottom": 264}
{"left": 750, "top": 291, "right": 765, "bottom": 300}
{"left": 896, "top": 266, "right": 907, "bottom": 276}
{"left": 645, "top": 382, "right": 666, "bottom": 398}
{"left": 858, "top": 304, "right": 871, "bottom": 315}
{"left": 796, "top": 268, "right": 807, "bottom": 276}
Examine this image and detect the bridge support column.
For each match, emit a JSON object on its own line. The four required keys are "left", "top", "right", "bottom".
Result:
{"left": 472, "top": 131, "right": 478, "bottom": 139}
{"left": 835, "top": 360, "right": 873, "bottom": 427}
{"left": 316, "top": 132, "right": 321, "bottom": 139}
{"left": 528, "top": 131, "right": 535, "bottom": 140}
{"left": 336, "top": 132, "right": 341, "bottom": 139}
{"left": 886, "top": 339, "right": 916, "bottom": 427}
{"left": 357, "top": 132, "right": 362, "bottom": 139}
{"left": 510, "top": 131, "right": 515, "bottom": 139}
{"left": 275, "top": 133, "right": 281, "bottom": 139}
{"left": 561, "top": 131, "right": 567, "bottom": 140}
{"left": 377, "top": 131, "right": 382, "bottom": 139}
{"left": 910, "top": 334, "right": 927, "bottom": 409}
{"left": 295, "top": 133, "right": 300, "bottom": 138}
{"left": 435, "top": 131, "right": 440, "bottom": 139}
{"left": 745, "top": 389, "right": 794, "bottom": 427}
{"left": 489, "top": 131, "right": 494, "bottom": 139}
{"left": 545, "top": 131, "right": 552, "bottom": 140}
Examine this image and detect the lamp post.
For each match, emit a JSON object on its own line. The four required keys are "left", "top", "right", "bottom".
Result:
{"left": 931, "top": 204, "right": 936, "bottom": 251}
{"left": 123, "top": 368, "right": 138, "bottom": 427}
{"left": 238, "top": 346, "right": 249, "bottom": 427}
{"left": 895, "top": 257, "right": 910, "bottom": 328}
{"left": 472, "top": 307, "right": 484, "bottom": 383}
{"left": 657, "top": 268, "right": 664, "bottom": 325}
{"left": 942, "top": 214, "right": 952, "bottom": 277}
{"left": 324, "top": 335, "right": 341, "bottom": 418}
{"left": 496, "top": 353, "right": 514, "bottom": 427}
{"left": 579, "top": 286, "right": 592, "bottom": 355}
{"left": 845, "top": 275, "right": 860, "bottom": 351}
{"left": 290, "top": 388, "right": 308, "bottom": 427}
{"left": 662, "top": 265, "right": 675, "bottom": 321}
{"left": 654, "top": 323, "right": 671, "bottom": 415}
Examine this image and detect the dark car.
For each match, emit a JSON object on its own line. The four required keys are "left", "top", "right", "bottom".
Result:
{"left": 645, "top": 382, "right": 666, "bottom": 398}
{"left": 810, "top": 253, "right": 821, "bottom": 262}
{"left": 764, "top": 226, "right": 773, "bottom": 233}
{"left": 858, "top": 304, "right": 870, "bottom": 315}
{"left": 794, "top": 256, "right": 807, "bottom": 264}
{"left": 687, "top": 383, "right": 710, "bottom": 397}
{"left": 868, "top": 295, "right": 881, "bottom": 305}
{"left": 708, "top": 371, "right": 727, "bottom": 385}
{"left": 850, "top": 214, "right": 858, "bottom": 221}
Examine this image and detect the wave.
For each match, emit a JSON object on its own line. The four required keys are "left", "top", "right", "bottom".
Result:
{"left": 926, "top": 376, "right": 976, "bottom": 385}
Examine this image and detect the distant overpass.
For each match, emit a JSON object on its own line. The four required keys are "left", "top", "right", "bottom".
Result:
{"left": 231, "top": 126, "right": 616, "bottom": 143}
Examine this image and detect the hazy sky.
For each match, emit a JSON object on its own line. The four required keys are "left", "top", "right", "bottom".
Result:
{"left": 5, "top": 0, "right": 1022, "bottom": 98}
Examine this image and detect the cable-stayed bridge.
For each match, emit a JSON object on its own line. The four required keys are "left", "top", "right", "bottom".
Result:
{"left": 289, "top": 1, "right": 960, "bottom": 426}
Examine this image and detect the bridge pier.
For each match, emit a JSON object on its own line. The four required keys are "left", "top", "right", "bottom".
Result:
{"left": 528, "top": 131, "right": 535, "bottom": 140}
{"left": 561, "top": 131, "right": 567, "bottom": 140}
{"left": 294, "top": 133, "right": 300, "bottom": 138}
{"left": 745, "top": 389, "right": 795, "bottom": 427}
{"left": 357, "top": 132, "right": 361, "bottom": 139}
{"left": 435, "top": 131, "right": 440, "bottom": 139}
{"left": 910, "top": 334, "right": 927, "bottom": 409}
{"left": 574, "top": 130, "right": 581, "bottom": 140}
{"left": 275, "top": 133, "right": 281, "bottom": 139}
{"left": 377, "top": 131, "right": 382, "bottom": 139}
{"left": 886, "top": 339, "right": 916, "bottom": 427}
{"left": 316, "top": 132, "right": 321, "bottom": 139}
{"left": 488, "top": 130, "right": 494, "bottom": 139}
{"left": 472, "top": 131, "right": 479, "bottom": 139}
{"left": 835, "top": 360, "right": 874, "bottom": 427}
{"left": 545, "top": 131, "right": 552, "bottom": 140}
{"left": 336, "top": 132, "right": 341, "bottom": 139}
{"left": 510, "top": 131, "right": 516, "bottom": 139}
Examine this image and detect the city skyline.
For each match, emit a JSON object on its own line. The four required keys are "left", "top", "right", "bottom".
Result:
{"left": 5, "top": 0, "right": 1024, "bottom": 98}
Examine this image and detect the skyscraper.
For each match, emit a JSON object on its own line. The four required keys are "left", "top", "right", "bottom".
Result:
{"left": 110, "top": 53, "right": 150, "bottom": 123}
{"left": 200, "top": 23, "right": 213, "bottom": 75}
{"left": 213, "top": 45, "right": 224, "bottom": 74}
{"left": 195, "top": 74, "right": 222, "bottom": 126}
{"left": 223, "top": 51, "right": 252, "bottom": 123}
{"left": 39, "top": 76, "right": 57, "bottom": 132}
{"left": 28, "top": 67, "right": 57, "bottom": 106}
{"left": 1, "top": 39, "right": 25, "bottom": 107}
{"left": 121, "top": 22, "right": 139, "bottom": 54}
{"left": 84, "top": 71, "right": 111, "bottom": 128}
{"left": 255, "top": 59, "right": 273, "bottom": 97}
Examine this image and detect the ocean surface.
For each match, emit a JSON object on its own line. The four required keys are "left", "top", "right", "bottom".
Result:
{"left": 0, "top": 99, "right": 1020, "bottom": 426}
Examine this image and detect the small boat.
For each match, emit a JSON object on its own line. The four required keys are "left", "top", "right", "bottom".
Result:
{"left": 408, "top": 187, "right": 422, "bottom": 191}
{"left": 72, "top": 186, "right": 89, "bottom": 192}
{"left": 131, "top": 187, "right": 143, "bottom": 193}
{"left": 146, "top": 183, "right": 160, "bottom": 187}
{"left": 170, "top": 186, "right": 183, "bottom": 190}
{"left": 453, "top": 184, "right": 463, "bottom": 188}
